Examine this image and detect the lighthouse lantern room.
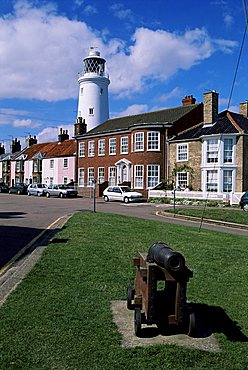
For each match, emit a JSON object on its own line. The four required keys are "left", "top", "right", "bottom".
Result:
{"left": 77, "top": 47, "right": 110, "bottom": 132}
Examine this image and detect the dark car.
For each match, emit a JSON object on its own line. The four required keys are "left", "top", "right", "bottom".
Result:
{"left": 9, "top": 183, "right": 28, "bottom": 195}
{"left": 0, "top": 182, "right": 9, "bottom": 193}
{"left": 240, "top": 191, "right": 248, "bottom": 212}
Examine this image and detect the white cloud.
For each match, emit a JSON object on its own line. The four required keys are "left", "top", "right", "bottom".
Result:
{"left": 0, "top": 1, "right": 238, "bottom": 102}
{"left": 84, "top": 5, "right": 98, "bottom": 15}
{"left": 110, "top": 3, "right": 135, "bottom": 22}
{"left": 112, "top": 104, "right": 148, "bottom": 118}
{"left": 37, "top": 124, "right": 74, "bottom": 143}
{"left": 13, "top": 118, "right": 41, "bottom": 128}
{"left": 223, "top": 14, "right": 234, "bottom": 27}
{"left": 157, "top": 87, "right": 183, "bottom": 103}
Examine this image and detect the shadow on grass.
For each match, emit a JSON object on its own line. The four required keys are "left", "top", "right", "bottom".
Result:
{"left": 136, "top": 303, "right": 248, "bottom": 342}
{"left": 190, "top": 303, "right": 248, "bottom": 342}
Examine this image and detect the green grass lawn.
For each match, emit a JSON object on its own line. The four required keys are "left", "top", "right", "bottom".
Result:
{"left": 0, "top": 212, "right": 248, "bottom": 369}
{"left": 166, "top": 207, "right": 248, "bottom": 225}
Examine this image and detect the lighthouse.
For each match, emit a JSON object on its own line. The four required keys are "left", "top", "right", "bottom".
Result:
{"left": 77, "top": 47, "right": 110, "bottom": 132}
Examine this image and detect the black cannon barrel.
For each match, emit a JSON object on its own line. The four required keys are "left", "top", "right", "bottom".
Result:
{"left": 147, "top": 242, "right": 185, "bottom": 272}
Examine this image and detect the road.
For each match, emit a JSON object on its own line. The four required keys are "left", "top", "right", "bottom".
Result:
{"left": 0, "top": 193, "right": 247, "bottom": 270}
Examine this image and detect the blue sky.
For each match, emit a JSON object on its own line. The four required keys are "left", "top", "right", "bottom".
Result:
{"left": 0, "top": 0, "right": 247, "bottom": 150}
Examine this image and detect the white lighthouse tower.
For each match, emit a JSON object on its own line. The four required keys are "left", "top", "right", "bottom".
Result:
{"left": 77, "top": 47, "right": 110, "bottom": 132}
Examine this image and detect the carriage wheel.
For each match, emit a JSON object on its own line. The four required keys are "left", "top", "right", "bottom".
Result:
{"left": 127, "top": 286, "right": 135, "bottom": 310}
{"left": 134, "top": 307, "right": 142, "bottom": 337}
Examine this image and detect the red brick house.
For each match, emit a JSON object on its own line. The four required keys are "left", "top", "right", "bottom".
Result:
{"left": 75, "top": 96, "right": 203, "bottom": 197}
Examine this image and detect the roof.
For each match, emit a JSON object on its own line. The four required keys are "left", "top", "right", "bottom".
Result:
{"left": 169, "top": 110, "right": 248, "bottom": 142}
{"left": 84, "top": 104, "right": 202, "bottom": 136}
{"left": 14, "top": 139, "right": 76, "bottom": 160}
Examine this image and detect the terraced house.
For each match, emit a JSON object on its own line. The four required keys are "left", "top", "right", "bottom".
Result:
{"left": 169, "top": 91, "right": 248, "bottom": 194}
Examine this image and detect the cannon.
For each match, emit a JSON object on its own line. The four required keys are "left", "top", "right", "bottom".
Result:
{"left": 127, "top": 242, "right": 195, "bottom": 337}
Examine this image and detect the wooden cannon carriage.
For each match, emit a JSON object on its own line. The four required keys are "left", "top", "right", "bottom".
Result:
{"left": 127, "top": 242, "right": 195, "bottom": 337}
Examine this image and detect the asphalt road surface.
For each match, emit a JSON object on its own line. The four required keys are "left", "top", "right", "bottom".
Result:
{"left": 0, "top": 193, "right": 247, "bottom": 270}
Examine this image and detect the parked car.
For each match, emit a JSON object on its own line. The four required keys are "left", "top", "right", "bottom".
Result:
{"left": 9, "top": 183, "right": 28, "bottom": 195}
{"left": 0, "top": 182, "right": 9, "bottom": 193}
{"left": 240, "top": 191, "right": 248, "bottom": 212}
{"left": 103, "top": 185, "right": 144, "bottom": 203}
{"left": 44, "top": 184, "right": 78, "bottom": 198}
{"left": 27, "top": 183, "right": 47, "bottom": 197}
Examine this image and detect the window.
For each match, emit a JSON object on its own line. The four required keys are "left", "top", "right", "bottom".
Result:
{"left": 177, "top": 144, "right": 188, "bottom": 161}
{"left": 63, "top": 177, "right": 68, "bottom": 185}
{"left": 147, "top": 132, "right": 160, "bottom": 151}
{"left": 206, "top": 170, "right": 218, "bottom": 192}
{"left": 79, "top": 142, "right": 85, "bottom": 157}
{"left": 78, "top": 168, "right": 85, "bottom": 186}
{"left": 207, "top": 139, "right": 218, "bottom": 163}
{"left": 88, "top": 168, "right": 95, "bottom": 186}
{"left": 100, "top": 88, "right": 103, "bottom": 95}
{"left": 176, "top": 172, "right": 188, "bottom": 189}
{"left": 80, "top": 87, "right": 83, "bottom": 95}
{"left": 109, "top": 138, "right": 116, "bottom": 155}
{"left": 88, "top": 141, "right": 95, "bottom": 157}
{"left": 224, "top": 138, "right": 233, "bottom": 163}
{"left": 108, "top": 167, "right": 116, "bottom": 186}
{"left": 147, "top": 165, "right": 159, "bottom": 188}
{"left": 98, "top": 167, "right": 105, "bottom": 184}
{"left": 223, "top": 170, "right": 232, "bottom": 192}
{"left": 49, "top": 177, "right": 53, "bottom": 185}
{"left": 134, "top": 132, "right": 144, "bottom": 151}
{"left": 63, "top": 158, "right": 68, "bottom": 168}
{"left": 134, "top": 165, "right": 144, "bottom": 188}
{"left": 89, "top": 108, "right": 94, "bottom": 115}
{"left": 50, "top": 160, "right": 54, "bottom": 169}
{"left": 120, "top": 136, "right": 128, "bottom": 154}
{"left": 98, "top": 139, "right": 105, "bottom": 156}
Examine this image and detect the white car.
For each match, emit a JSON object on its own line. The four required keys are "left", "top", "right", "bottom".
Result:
{"left": 27, "top": 183, "right": 47, "bottom": 196}
{"left": 103, "top": 186, "right": 144, "bottom": 203}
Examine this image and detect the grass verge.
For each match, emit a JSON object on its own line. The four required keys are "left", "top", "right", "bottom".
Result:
{"left": 165, "top": 207, "right": 248, "bottom": 225}
{"left": 0, "top": 212, "right": 248, "bottom": 369}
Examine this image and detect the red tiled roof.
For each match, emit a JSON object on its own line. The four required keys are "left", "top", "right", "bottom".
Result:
{"left": 19, "top": 139, "right": 76, "bottom": 159}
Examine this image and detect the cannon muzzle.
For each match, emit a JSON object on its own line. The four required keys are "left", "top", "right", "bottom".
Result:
{"left": 147, "top": 241, "right": 185, "bottom": 272}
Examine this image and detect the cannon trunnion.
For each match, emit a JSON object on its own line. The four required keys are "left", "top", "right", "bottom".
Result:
{"left": 127, "top": 242, "right": 195, "bottom": 337}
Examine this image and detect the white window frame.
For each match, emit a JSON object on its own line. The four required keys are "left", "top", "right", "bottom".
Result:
{"left": 134, "top": 165, "right": 144, "bottom": 189}
{"left": 50, "top": 159, "right": 54, "bottom": 169}
{"left": 88, "top": 141, "right": 95, "bottom": 157}
{"left": 79, "top": 142, "right": 85, "bottom": 157}
{"left": 63, "top": 177, "right": 68, "bottom": 185}
{"left": 207, "top": 139, "right": 218, "bottom": 163}
{"left": 120, "top": 136, "right": 128, "bottom": 154}
{"left": 147, "top": 164, "right": 160, "bottom": 188}
{"left": 98, "top": 167, "right": 105, "bottom": 184}
{"left": 98, "top": 139, "right": 105, "bottom": 156}
{"left": 78, "top": 168, "right": 85, "bottom": 187}
{"left": 109, "top": 138, "right": 117, "bottom": 155}
{"left": 134, "top": 132, "right": 144, "bottom": 152}
{"left": 176, "top": 172, "right": 188, "bottom": 189}
{"left": 89, "top": 107, "right": 94, "bottom": 115}
{"left": 223, "top": 138, "right": 233, "bottom": 163}
{"left": 206, "top": 170, "right": 218, "bottom": 192}
{"left": 147, "top": 131, "right": 160, "bottom": 151}
{"left": 177, "top": 144, "right": 188, "bottom": 161}
{"left": 88, "top": 167, "right": 95, "bottom": 186}
{"left": 63, "top": 158, "right": 68, "bottom": 168}
{"left": 108, "top": 167, "right": 116, "bottom": 186}
{"left": 223, "top": 169, "right": 233, "bottom": 192}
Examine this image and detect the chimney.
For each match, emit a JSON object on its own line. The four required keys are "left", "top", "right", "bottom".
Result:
{"left": 26, "top": 135, "right": 37, "bottom": 147}
{"left": 203, "top": 91, "right": 219, "bottom": 124}
{"left": 0, "top": 143, "right": 5, "bottom": 155}
{"left": 239, "top": 101, "right": 248, "bottom": 118}
{"left": 58, "top": 128, "right": 69, "bottom": 142}
{"left": 10, "top": 138, "right": 21, "bottom": 154}
{"left": 182, "top": 95, "right": 196, "bottom": 106}
{"left": 74, "top": 117, "right": 87, "bottom": 136}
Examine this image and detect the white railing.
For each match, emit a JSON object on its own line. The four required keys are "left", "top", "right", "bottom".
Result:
{"left": 148, "top": 189, "right": 244, "bottom": 205}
